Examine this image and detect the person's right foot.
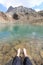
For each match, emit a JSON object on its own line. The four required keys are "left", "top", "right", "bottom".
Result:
{"left": 23, "top": 48, "right": 28, "bottom": 57}
{"left": 17, "top": 48, "right": 21, "bottom": 57}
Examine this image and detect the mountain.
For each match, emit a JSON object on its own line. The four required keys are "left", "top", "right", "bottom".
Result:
{"left": 38, "top": 10, "right": 43, "bottom": 16}
{"left": 0, "top": 12, "right": 8, "bottom": 21}
{"left": 7, "top": 6, "right": 14, "bottom": 12}
{"left": 0, "top": 4, "right": 7, "bottom": 12}
{"left": 0, "top": 6, "right": 43, "bottom": 25}
{"left": 7, "top": 6, "right": 35, "bottom": 14}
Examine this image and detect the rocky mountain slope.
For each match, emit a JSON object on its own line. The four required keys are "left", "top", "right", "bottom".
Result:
{"left": 0, "top": 6, "right": 43, "bottom": 25}
{"left": 38, "top": 11, "right": 43, "bottom": 16}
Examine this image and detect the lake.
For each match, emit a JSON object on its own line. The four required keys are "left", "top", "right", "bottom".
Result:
{"left": 0, "top": 24, "right": 43, "bottom": 42}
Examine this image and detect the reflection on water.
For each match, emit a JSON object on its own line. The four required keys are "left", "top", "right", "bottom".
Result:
{"left": 0, "top": 24, "right": 43, "bottom": 42}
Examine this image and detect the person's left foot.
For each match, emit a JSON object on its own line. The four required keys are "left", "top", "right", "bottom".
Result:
{"left": 23, "top": 48, "right": 28, "bottom": 57}
{"left": 17, "top": 48, "right": 21, "bottom": 57}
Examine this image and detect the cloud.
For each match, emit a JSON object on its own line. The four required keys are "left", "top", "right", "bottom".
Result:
{"left": 35, "top": 9, "right": 40, "bottom": 12}
{"left": 0, "top": 0, "right": 43, "bottom": 9}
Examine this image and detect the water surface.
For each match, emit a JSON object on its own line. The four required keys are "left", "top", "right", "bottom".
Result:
{"left": 0, "top": 24, "right": 43, "bottom": 42}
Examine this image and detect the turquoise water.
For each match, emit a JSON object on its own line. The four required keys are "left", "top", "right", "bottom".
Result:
{"left": 0, "top": 24, "right": 43, "bottom": 42}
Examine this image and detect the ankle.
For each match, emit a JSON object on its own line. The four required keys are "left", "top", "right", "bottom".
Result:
{"left": 17, "top": 53, "right": 20, "bottom": 57}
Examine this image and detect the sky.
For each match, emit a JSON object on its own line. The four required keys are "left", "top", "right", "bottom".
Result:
{"left": 0, "top": 0, "right": 43, "bottom": 12}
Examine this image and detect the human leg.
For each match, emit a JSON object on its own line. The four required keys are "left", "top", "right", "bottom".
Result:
{"left": 23, "top": 48, "right": 32, "bottom": 65}
{"left": 12, "top": 48, "right": 22, "bottom": 65}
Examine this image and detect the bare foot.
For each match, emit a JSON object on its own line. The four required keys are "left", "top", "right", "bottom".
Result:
{"left": 17, "top": 48, "right": 21, "bottom": 57}
{"left": 23, "top": 48, "right": 28, "bottom": 57}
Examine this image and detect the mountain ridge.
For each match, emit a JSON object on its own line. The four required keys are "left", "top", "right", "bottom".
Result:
{"left": 7, "top": 6, "right": 36, "bottom": 15}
